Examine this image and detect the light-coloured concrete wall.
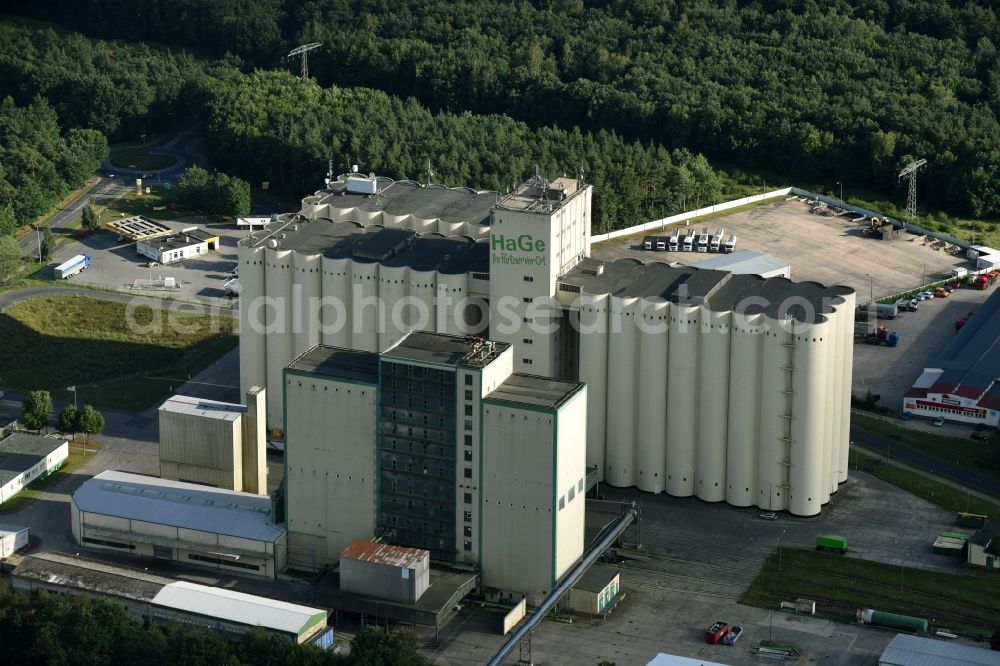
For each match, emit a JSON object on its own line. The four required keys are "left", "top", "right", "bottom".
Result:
{"left": 284, "top": 370, "right": 377, "bottom": 569}
{"left": 480, "top": 386, "right": 586, "bottom": 601}
{"left": 238, "top": 244, "right": 266, "bottom": 401}
{"left": 553, "top": 388, "right": 587, "bottom": 582}
{"left": 158, "top": 407, "right": 241, "bottom": 490}
{"left": 242, "top": 387, "right": 267, "bottom": 495}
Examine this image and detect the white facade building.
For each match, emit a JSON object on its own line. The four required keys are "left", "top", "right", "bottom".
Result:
{"left": 239, "top": 173, "right": 855, "bottom": 516}
{"left": 0, "top": 523, "right": 29, "bottom": 558}
{"left": 0, "top": 433, "right": 69, "bottom": 505}
{"left": 71, "top": 470, "right": 286, "bottom": 578}
{"left": 137, "top": 227, "right": 219, "bottom": 264}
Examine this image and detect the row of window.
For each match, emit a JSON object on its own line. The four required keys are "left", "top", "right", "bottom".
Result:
{"left": 189, "top": 553, "right": 261, "bottom": 571}
{"left": 557, "top": 478, "right": 586, "bottom": 511}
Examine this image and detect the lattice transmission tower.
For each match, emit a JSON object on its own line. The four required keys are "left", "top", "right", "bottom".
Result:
{"left": 286, "top": 43, "right": 321, "bottom": 80}
{"left": 898, "top": 158, "right": 927, "bottom": 230}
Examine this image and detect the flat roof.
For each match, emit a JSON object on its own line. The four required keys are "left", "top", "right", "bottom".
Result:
{"left": 559, "top": 257, "right": 851, "bottom": 324}
{"left": 573, "top": 564, "right": 619, "bottom": 593}
{"left": 485, "top": 373, "right": 584, "bottom": 410}
{"left": 340, "top": 540, "right": 429, "bottom": 568}
{"left": 286, "top": 346, "right": 379, "bottom": 384}
{"left": 13, "top": 552, "right": 174, "bottom": 602}
{"left": 0, "top": 432, "right": 67, "bottom": 487}
{"left": 646, "top": 655, "right": 730, "bottom": 666}
{"left": 72, "top": 470, "right": 284, "bottom": 543}
{"left": 0, "top": 522, "right": 28, "bottom": 538}
{"left": 159, "top": 395, "right": 244, "bottom": 421}
{"left": 880, "top": 633, "right": 1000, "bottom": 666}
{"left": 315, "top": 176, "right": 496, "bottom": 227}
{"left": 908, "top": 288, "right": 1000, "bottom": 406}
{"left": 383, "top": 332, "right": 510, "bottom": 369}
{"left": 152, "top": 581, "right": 327, "bottom": 638}
{"left": 497, "top": 176, "right": 584, "bottom": 214}
{"left": 108, "top": 215, "right": 172, "bottom": 241}
{"left": 692, "top": 250, "right": 790, "bottom": 276}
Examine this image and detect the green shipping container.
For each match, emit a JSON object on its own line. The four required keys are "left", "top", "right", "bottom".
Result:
{"left": 816, "top": 534, "right": 848, "bottom": 553}
{"left": 868, "top": 610, "right": 928, "bottom": 634}
{"left": 940, "top": 531, "right": 972, "bottom": 542}
{"left": 956, "top": 513, "right": 987, "bottom": 528}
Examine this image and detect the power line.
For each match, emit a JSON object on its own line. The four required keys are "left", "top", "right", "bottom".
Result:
{"left": 898, "top": 158, "right": 927, "bottom": 230}
{"left": 286, "top": 43, "right": 321, "bottom": 80}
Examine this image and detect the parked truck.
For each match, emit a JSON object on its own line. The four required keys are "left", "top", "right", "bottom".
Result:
{"left": 816, "top": 534, "right": 848, "bottom": 553}
{"left": 868, "top": 303, "right": 898, "bottom": 319}
{"left": 53, "top": 254, "right": 91, "bottom": 279}
{"left": 973, "top": 271, "right": 1000, "bottom": 290}
{"left": 705, "top": 621, "right": 729, "bottom": 644}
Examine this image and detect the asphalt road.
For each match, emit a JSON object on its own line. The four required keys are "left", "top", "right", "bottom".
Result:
{"left": 850, "top": 425, "right": 1000, "bottom": 497}
{"left": 18, "top": 177, "right": 123, "bottom": 258}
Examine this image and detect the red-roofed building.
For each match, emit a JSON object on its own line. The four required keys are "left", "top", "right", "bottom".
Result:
{"left": 339, "top": 540, "right": 430, "bottom": 603}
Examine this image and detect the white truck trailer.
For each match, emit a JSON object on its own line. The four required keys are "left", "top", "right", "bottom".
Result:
{"left": 54, "top": 254, "right": 91, "bottom": 279}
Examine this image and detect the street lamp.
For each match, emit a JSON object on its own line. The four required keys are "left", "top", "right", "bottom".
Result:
{"left": 36, "top": 226, "right": 42, "bottom": 262}
{"left": 864, "top": 273, "right": 874, "bottom": 304}
{"left": 836, "top": 181, "right": 843, "bottom": 202}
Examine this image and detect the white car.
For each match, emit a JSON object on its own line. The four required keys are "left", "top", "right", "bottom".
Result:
{"left": 759, "top": 511, "right": 778, "bottom": 521}
{"left": 933, "top": 417, "right": 945, "bottom": 427}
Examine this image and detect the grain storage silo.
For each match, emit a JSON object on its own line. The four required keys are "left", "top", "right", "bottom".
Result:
{"left": 726, "top": 309, "right": 763, "bottom": 506}
{"left": 757, "top": 315, "right": 791, "bottom": 512}
{"left": 292, "top": 251, "right": 321, "bottom": 358}
{"left": 264, "top": 245, "right": 293, "bottom": 427}
{"left": 605, "top": 295, "right": 638, "bottom": 487}
{"left": 666, "top": 299, "right": 699, "bottom": 497}
{"left": 636, "top": 297, "right": 668, "bottom": 493}
{"left": 321, "top": 255, "right": 352, "bottom": 348}
{"left": 697, "top": 305, "right": 730, "bottom": 502}
{"left": 577, "top": 292, "right": 609, "bottom": 482}
{"left": 378, "top": 264, "right": 409, "bottom": 349}
{"left": 237, "top": 242, "right": 266, "bottom": 400}
{"left": 788, "top": 318, "right": 830, "bottom": 516}
{"left": 350, "top": 260, "right": 380, "bottom": 352}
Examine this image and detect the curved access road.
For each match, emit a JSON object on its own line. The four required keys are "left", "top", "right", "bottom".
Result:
{"left": 850, "top": 425, "right": 1000, "bottom": 498}
{"left": 0, "top": 285, "right": 237, "bottom": 318}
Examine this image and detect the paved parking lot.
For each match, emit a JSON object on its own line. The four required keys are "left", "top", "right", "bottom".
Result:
{"left": 852, "top": 286, "right": 994, "bottom": 413}
{"left": 423, "top": 472, "right": 966, "bottom": 665}
{"left": 593, "top": 198, "right": 969, "bottom": 304}
{"left": 46, "top": 217, "right": 246, "bottom": 306}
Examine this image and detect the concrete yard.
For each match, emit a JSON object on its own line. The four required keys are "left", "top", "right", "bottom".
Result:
{"left": 593, "top": 198, "right": 970, "bottom": 305}
{"left": 45, "top": 217, "right": 246, "bottom": 306}
{"left": 422, "top": 472, "right": 968, "bottom": 665}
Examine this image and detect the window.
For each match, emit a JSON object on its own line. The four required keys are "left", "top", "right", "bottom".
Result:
{"left": 464, "top": 540, "right": 473, "bottom": 552}
{"left": 464, "top": 467, "right": 473, "bottom": 479}
{"left": 464, "top": 434, "right": 473, "bottom": 446}
{"left": 465, "top": 390, "right": 473, "bottom": 400}
{"left": 464, "top": 492, "right": 472, "bottom": 504}
{"left": 522, "top": 338, "right": 533, "bottom": 344}
{"left": 464, "top": 375, "right": 472, "bottom": 386}
{"left": 523, "top": 317, "right": 533, "bottom": 323}
{"left": 524, "top": 359, "right": 533, "bottom": 365}
{"left": 568, "top": 486, "right": 575, "bottom": 501}
{"left": 523, "top": 297, "right": 532, "bottom": 303}
{"left": 558, "top": 496, "right": 565, "bottom": 510}
{"left": 464, "top": 526, "right": 473, "bottom": 537}
{"left": 464, "top": 419, "right": 472, "bottom": 431}
{"left": 464, "top": 510, "right": 472, "bottom": 522}
{"left": 464, "top": 449, "right": 473, "bottom": 462}
{"left": 464, "top": 404, "right": 473, "bottom": 416}
{"left": 578, "top": 478, "right": 584, "bottom": 493}
{"left": 523, "top": 275, "right": 534, "bottom": 282}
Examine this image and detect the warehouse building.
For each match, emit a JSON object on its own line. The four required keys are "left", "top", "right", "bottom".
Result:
{"left": 692, "top": 250, "right": 791, "bottom": 279}
{"left": 903, "top": 287, "right": 1000, "bottom": 427}
{"left": 567, "top": 565, "right": 621, "bottom": 617}
{"left": 0, "top": 432, "right": 69, "bottom": 505}
{"left": 138, "top": 227, "right": 219, "bottom": 264}
{"left": 878, "top": 633, "right": 1000, "bottom": 666}
{"left": 158, "top": 388, "right": 267, "bottom": 494}
{"left": 340, "top": 540, "right": 430, "bottom": 603}
{"left": 284, "top": 332, "right": 586, "bottom": 602}
{"left": 0, "top": 523, "right": 28, "bottom": 559}
{"left": 12, "top": 552, "right": 330, "bottom": 645}
{"left": 240, "top": 173, "right": 855, "bottom": 516}
{"left": 71, "top": 470, "right": 286, "bottom": 578}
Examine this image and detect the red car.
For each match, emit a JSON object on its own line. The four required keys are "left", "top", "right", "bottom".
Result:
{"left": 706, "top": 621, "right": 729, "bottom": 644}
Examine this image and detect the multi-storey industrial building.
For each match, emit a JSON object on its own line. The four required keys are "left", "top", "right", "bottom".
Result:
{"left": 282, "top": 332, "right": 586, "bottom": 601}
{"left": 240, "top": 172, "right": 855, "bottom": 516}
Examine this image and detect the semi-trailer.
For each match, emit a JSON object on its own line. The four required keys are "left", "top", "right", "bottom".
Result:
{"left": 723, "top": 234, "right": 737, "bottom": 253}
{"left": 696, "top": 227, "right": 710, "bottom": 253}
{"left": 682, "top": 231, "right": 695, "bottom": 251}
{"left": 816, "top": 534, "right": 848, "bottom": 553}
{"left": 709, "top": 227, "right": 724, "bottom": 252}
{"left": 53, "top": 254, "right": 91, "bottom": 279}
{"left": 668, "top": 229, "right": 680, "bottom": 251}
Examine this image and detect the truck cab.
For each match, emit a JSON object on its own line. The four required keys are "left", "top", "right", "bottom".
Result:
{"left": 697, "top": 228, "right": 710, "bottom": 253}
{"left": 682, "top": 231, "right": 695, "bottom": 251}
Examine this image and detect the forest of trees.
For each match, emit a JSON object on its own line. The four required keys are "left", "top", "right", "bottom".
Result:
{"left": 5, "top": 0, "right": 1000, "bottom": 219}
{"left": 0, "top": 586, "right": 426, "bottom": 666}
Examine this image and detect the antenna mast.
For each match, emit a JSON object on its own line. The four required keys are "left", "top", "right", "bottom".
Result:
{"left": 286, "top": 42, "right": 322, "bottom": 80}
{"left": 897, "top": 158, "right": 927, "bottom": 230}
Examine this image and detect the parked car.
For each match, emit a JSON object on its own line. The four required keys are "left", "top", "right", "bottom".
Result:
{"left": 759, "top": 511, "right": 778, "bottom": 521}
{"left": 706, "top": 621, "right": 729, "bottom": 644}
{"left": 921, "top": 291, "right": 935, "bottom": 299}
{"left": 971, "top": 431, "right": 990, "bottom": 441}
{"left": 900, "top": 412, "right": 913, "bottom": 421}
{"left": 933, "top": 417, "right": 945, "bottom": 427}
{"left": 944, "top": 285, "right": 955, "bottom": 293}
{"left": 723, "top": 626, "right": 744, "bottom": 646}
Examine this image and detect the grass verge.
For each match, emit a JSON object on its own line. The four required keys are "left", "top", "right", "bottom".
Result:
{"left": 99, "top": 187, "right": 191, "bottom": 223}
{"left": 852, "top": 413, "right": 1000, "bottom": 483}
{"left": 109, "top": 147, "right": 177, "bottom": 171}
{"left": 740, "top": 548, "right": 1000, "bottom": 638}
{"left": 0, "top": 444, "right": 96, "bottom": 514}
{"left": 849, "top": 450, "right": 1000, "bottom": 520}
{"left": 0, "top": 295, "right": 237, "bottom": 410}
